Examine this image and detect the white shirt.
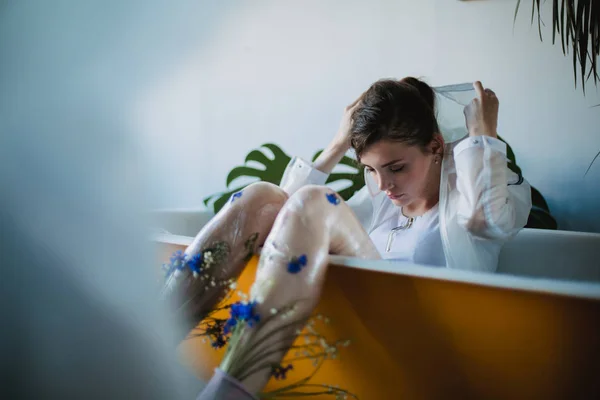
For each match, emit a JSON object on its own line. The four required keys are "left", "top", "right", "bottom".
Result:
{"left": 369, "top": 205, "right": 446, "bottom": 266}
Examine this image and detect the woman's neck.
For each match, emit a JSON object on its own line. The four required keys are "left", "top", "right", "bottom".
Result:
{"left": 402, "top": 195, "right": 439, "bottom": 218}
{"left": 402, "top": 161, "right": 442, "bottom": 217}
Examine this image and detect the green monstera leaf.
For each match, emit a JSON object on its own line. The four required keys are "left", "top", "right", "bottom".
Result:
{"left": 203, "top": 143, "right": 291, "bottom": 213}
{"left": 225, "top": 143, "right": 292, "bottom": 187}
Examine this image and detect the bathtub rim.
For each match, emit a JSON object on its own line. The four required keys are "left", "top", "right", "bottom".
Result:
{"left": 152, "top": 232, "right": 600, "bottom": 302}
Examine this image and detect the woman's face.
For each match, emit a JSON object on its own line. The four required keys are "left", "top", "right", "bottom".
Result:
{"left": 359, "top": 139, "right": 440, "bottom": 207}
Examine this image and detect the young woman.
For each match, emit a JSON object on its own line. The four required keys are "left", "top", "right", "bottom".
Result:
{"left": 282, "top": 77, "right": 532, "bottom": 271}
{"left": 163, "top": 78, "right": 532, "bottom": 399}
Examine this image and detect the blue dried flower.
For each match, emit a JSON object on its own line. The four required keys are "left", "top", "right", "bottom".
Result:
{"left": 164, "top": 250, "right": 188, "bottom": 278}
{"left": 230, "top": 191, "right": 243, "bottom": 203}
{"left": 287, "top": 254, "right": 308, "bottom": 274}
{"left": 271, "top": 364, "right": 294, "bottom": 380}
{"left": 223, "top": 317, "right": 237, "bottom": 334}
{"left": 326, "top": 192, "right": 340, "bottom": 205}
{"left": 223, "top": 301, "right": 260, "bottom": 334}
{"left": 232, "top": 301, "right": 260, "bottom": 325}
{"left": 186, "top": 253, "right": 203, "bottom": 274}
{"left": 169, "top": 250, "right": 187, "bottom": 270}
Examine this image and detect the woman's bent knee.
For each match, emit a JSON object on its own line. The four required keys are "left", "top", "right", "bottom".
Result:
{"left": 281, "top": 185, "right": 343, "bottom": 219}
{"left": 225, "top": 182, "right": 288, "bottom": 211}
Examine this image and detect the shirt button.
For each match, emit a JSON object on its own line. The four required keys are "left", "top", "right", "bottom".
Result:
{"left": 472, "top": 138, "right": 479, "bottom": 144}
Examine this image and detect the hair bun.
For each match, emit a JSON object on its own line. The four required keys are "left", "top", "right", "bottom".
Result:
{"left": 400, "top": 77, "right": 435, "bottom": 111}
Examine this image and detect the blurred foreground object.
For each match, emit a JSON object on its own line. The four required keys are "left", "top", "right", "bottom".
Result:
{"left": 0, "top": 1, "right": 210, "bottom": 398}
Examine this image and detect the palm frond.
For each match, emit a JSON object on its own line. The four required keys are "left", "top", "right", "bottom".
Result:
{"left": 584, "top": 149, "right": 600, "bottom": 176}
{"left": 518, "top": 0, "right": 600, "bottom": 92}
{"left": 552, "top": 0, "right": 559, "bottom": 44}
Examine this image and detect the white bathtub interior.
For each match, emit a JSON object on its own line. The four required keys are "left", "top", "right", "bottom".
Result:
{"left": 149, "top": 208, "right": 600, "bottom": 285}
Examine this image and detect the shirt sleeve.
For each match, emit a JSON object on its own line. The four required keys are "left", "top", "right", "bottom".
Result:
{"left": 279, "top": 157, "right": 328, "bottom": 196}
{"left": 453, "top": 135, "right": 532, "bottom": 240}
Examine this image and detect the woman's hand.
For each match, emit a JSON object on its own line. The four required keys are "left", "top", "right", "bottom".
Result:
{"left": 313, "top": 93, "right": 363, "bottom": 174}
{"left": 332, "top": 95, "right": 363, "bottom": 150}
{"left": 463, "top": 81, "right": 499, "bottom": 139}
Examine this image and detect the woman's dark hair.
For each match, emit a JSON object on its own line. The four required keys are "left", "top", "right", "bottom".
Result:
{"left": 350, "top": 77, "right": 439, "bottom": 159}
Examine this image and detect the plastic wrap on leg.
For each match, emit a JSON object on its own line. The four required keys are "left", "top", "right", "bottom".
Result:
{"left": 160, "top": 182, "right": 288, "bottom": 340}
{"left": 217, "top": 186, "right": 380, "bottom": 394}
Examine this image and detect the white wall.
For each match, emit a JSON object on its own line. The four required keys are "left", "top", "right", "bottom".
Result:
{"left": 2, "top": 0, "right": 599, "bottom": 232}
{"left": 136, "top": 0, "right": 438, "bottom": 209}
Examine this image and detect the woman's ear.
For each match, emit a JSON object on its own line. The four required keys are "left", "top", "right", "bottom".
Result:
{"left": 429, "top": 133, "right": 445, "bottom": 156}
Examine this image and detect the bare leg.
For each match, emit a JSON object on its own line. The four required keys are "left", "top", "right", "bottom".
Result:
{"left": 215, "top": 185, "right": 380, "bottom": 395}
{"left": 160, "top": 182, "right": 288, "bottom": 340}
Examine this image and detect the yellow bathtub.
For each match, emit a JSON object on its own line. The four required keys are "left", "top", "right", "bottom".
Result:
{"left": 155, "top": 232, "right": 600, "bottom": 399}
